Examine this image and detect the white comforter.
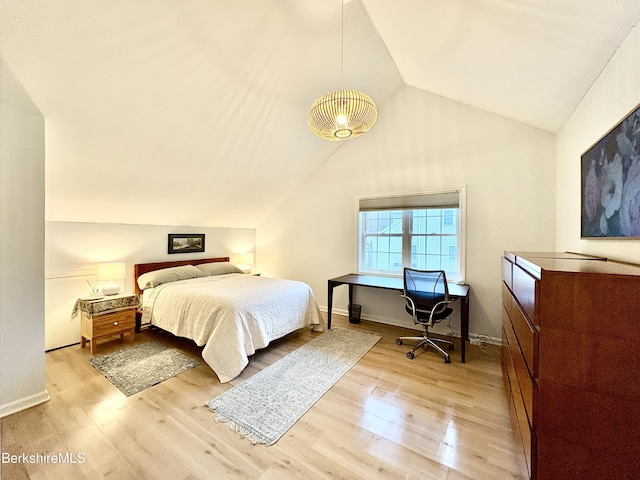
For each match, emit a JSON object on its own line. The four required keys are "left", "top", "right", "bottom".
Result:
{"left": 141, "top": 274, "right": 323, "bottom": 382}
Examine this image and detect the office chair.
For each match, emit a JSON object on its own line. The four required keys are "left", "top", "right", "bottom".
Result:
{"left": 396, "top": 268, "right": 455, "bottom": 363}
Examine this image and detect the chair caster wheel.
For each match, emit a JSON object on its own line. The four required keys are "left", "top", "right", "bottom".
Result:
{"left": 396, "top": 338, "right": 403, "bottom": 346}
{"left": 406, "top": 351, "right": 415, "bottom": 359}
{"left": 444, "top": 356, "right": 451, "bottom": 363}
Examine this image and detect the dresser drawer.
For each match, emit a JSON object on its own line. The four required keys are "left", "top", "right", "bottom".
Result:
{"left": 502, "top": 256, "right": 513, "bottom": 290}
{"left": 503, "top": 306, "right": 536, "bottom": 427}
{"left": 510, "top": 298, "right": 539, "bottom": 379}
{"left": 502, "top": 325, "right": 534, "bottom": 478}
{"left": 503, "top": 282, "right": 539, "bottom": 379}
{"left": 512, "top": 264, "right": 539, "bottom": 325}
{"left": 502, "top": 282, "right": 513, "bottom": 315}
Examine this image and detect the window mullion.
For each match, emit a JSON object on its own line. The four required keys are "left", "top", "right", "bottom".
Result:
{"left": 402, "top": 210, "right": 411, "bottom": 268}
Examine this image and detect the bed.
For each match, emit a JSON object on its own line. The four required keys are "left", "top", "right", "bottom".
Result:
{"left": 134, "top": 257, "right": 323, "bottom": 382}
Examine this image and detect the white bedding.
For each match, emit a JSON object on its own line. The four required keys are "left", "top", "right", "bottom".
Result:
{"left": 141, "top": 274, "right": 323, "bottom": 382}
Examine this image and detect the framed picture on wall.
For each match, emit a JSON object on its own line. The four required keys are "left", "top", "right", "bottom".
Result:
{"left": 581, "top": 102, "right": 640, "bottom": 238}
{"left": 168, "top": 234, "right": 205, "bottom": 254}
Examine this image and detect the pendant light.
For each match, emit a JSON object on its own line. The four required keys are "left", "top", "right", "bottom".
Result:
{"left": 307, "top": 0, "right": 378, "bottom": 141}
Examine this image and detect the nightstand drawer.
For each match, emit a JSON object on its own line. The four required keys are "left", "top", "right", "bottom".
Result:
{"left": 92, "top": 310, "right": 135, "bottom": 336}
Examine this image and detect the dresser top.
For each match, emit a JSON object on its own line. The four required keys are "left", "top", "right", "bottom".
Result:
{"left": 505, "top": 251, "right": 640, "bottom": 279}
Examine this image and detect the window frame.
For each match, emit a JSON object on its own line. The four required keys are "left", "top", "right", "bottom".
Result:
{"left": 356, "top": 187, "right": 466, "bottom": 283}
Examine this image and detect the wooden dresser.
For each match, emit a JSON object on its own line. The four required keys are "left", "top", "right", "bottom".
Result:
{"left": 501, "top": 251, "right": 640, "bottom": 480}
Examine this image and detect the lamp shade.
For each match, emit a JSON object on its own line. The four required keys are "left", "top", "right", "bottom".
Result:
{"left": 239, "top": 253, "right": 254, "bottom": 265}
{"left": 307, "top": 89, "right": 378, "bottom": 141}
{"left": 96, "top": 262, "right": 126, "bottom": 296}
{"left": 96, "top": 262, "right": 126, "bottom": 281}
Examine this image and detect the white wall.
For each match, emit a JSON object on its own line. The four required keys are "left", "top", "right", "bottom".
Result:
{"left": 0, "top": 60, "right": 49, "bottom": 417}
{"left": 557, "top": 23, "right": 640, "bottom": 261}
{"left": 45, "top": 221, "right": 255, "bottom": 350}
{"left": 257, "top": 85, "right": 557, "bottom": 341}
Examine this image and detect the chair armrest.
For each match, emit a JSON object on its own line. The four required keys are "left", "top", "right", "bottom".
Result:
{"left": 401, "top": 294, "right": 416, "bottom": 316}
{"left": 428, "top": 299, "right": 456, "bottom": 325}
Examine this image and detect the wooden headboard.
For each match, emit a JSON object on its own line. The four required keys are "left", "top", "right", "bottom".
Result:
{"left": 133, "top": 257, "right": 230, "bottom": 295}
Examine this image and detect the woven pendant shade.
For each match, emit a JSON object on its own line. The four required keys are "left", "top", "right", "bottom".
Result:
{"left": 308, "top": 89, "right": 378, "bottom": 141}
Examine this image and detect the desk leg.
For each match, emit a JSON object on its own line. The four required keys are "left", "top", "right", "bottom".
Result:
{"left": 460, "top": 294, "right": 469, "bottom": 363}
{"left": 327, "top": 281, "right": 335, "bottom": 329}
{"left": 348, "top": 284, "right": 354, "bottom": 314}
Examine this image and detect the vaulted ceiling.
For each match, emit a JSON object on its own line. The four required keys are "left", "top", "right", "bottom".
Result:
{"left": 2, "top": 1, "right": 640, "bottom": 228}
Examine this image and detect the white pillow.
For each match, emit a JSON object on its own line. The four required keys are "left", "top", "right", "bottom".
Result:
{"left": 137, "top": 264, "right": 205, "bottom": 290}
{"left": 195, "top": 262, "right": 244, "bottom": 276}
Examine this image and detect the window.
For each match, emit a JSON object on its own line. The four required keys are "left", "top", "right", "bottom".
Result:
{"left": 358, "top": 189, "right": 465, "bottom": 283}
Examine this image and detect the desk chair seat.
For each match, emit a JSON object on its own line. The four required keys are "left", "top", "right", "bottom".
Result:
{"left": 396, "top": 268, "right": 455, "bottom": 363}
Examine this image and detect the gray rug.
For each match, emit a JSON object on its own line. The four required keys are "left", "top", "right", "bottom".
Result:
{"left": 206, "top": 327, "right": 381, "bottom": 445}
{"left": 89, "top": 341, "right": 200, "bottom": 396}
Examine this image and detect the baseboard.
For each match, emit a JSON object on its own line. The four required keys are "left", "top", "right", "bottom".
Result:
{"left": 320, "top": 306, "right": 502, "bottom": 345}
{"left": 0, "top": 390, "right": 50, "bottom": 419}
{"left": 322, "top": 307, "right": 449, "bottom": 334}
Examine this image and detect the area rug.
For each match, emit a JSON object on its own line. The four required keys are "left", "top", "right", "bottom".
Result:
{"left": 89, "top": 341, "right": 200, "bottom": 396}
{"left": 206, "top": 327, "right": 381, "bottom": 445}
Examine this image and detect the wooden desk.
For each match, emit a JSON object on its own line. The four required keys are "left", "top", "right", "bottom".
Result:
{"left": 327, "top": 273, "right": 470, "bottom": 362}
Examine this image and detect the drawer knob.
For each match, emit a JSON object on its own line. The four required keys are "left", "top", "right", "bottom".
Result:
{"left": 113, "top": 321, "right": 119, "bottom": 326}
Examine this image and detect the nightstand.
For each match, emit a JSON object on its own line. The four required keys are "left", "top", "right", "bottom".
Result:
{"left": 77, "top": 294, "right": 139, "bottom": 354}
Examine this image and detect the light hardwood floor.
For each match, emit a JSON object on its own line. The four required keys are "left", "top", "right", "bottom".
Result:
{"left": 1, "top": 314, "right": 526, "bottom": 480}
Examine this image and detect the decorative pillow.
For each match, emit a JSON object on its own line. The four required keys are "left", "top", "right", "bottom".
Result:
{"left": 137, "top": 264, "right": 205, "bottom": 290}
{"left": 195, "top": 261, "right": 244, "bottom": 276}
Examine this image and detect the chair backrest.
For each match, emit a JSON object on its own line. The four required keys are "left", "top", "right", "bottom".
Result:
{"left": 403, "top": 268, "right": 450, "bottom": 315}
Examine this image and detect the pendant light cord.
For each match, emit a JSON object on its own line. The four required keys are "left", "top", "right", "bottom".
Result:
{"left": 341, "top": 0, "right": 344, "bottom": 87}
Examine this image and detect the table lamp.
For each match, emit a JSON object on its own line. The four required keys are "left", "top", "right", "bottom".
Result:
{"left": 238, "top": 253, "right": 254, "bottom": 274}
{"left": 96, "top": 262, "right": 126, "bottom": 296}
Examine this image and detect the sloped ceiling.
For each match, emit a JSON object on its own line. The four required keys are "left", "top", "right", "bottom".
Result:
{"left": 2, "top": 1, "right": 639, "bottom": 228}
{"left": 363, "top": 0, "right": 640, "bottom": 132}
